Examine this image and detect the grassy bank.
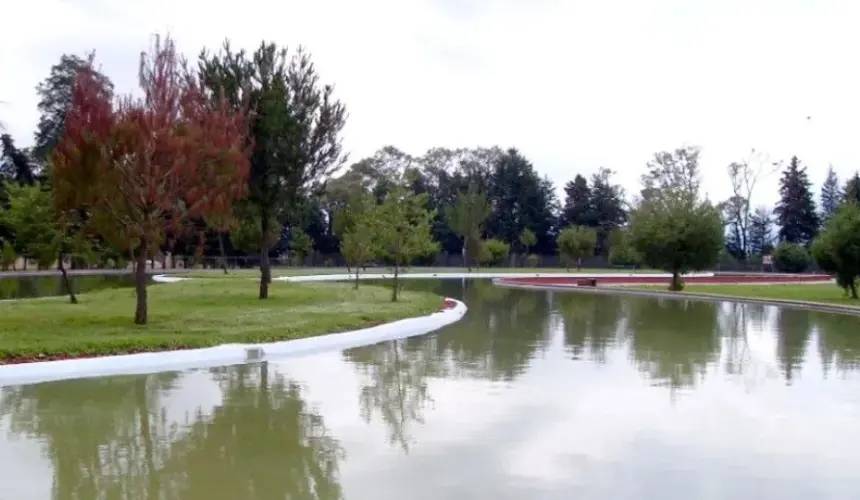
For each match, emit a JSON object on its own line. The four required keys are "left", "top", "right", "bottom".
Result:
{"left": 0, "top": 279, "right": 443, "bottom": 363}
{"left": 185, "top": 266, "right": 662, "bottom": 279}
{"left": 631, "top": 283, "right": 860, "bottom": 308}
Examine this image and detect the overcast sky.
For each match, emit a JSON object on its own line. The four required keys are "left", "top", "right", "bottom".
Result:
{"left": 2, "top": 0, "right": 860, "bottom": 207}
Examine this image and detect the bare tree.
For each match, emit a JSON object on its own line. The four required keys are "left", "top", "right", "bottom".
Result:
{"left": 723, "top": 148, "right": 780, "bottom": 259}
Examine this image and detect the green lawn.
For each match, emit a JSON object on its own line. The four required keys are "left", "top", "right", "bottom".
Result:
{"left": 631, "top": 283, "right": 860, "bottom": 308}
{"left": 184, "top": 266, "right": 662, "bottom": 279}
{"left": 0, "top": 279, "right": 442, "bottom": 362}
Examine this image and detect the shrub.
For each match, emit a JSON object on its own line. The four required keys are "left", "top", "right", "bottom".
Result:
{"left": 772, "top": 242, "right": 811, "bottom": 273}
{"left": 526, "top": 253, "right": 540, "bottom": 267}
{"left": 483, "top": 239, "right": 510, "bottom": 266}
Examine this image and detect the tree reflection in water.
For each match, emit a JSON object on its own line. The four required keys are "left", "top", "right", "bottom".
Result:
{"left": 161, "top": 363, "right": 344, "bottom": 500}
{"left": 343, "top": 279, "right": 552, "bottom": 453}
{"left": 0, "top": 363, "right": 345, "bottom": 500}
{"left": 775, "top": 308, "right": 812, "bottom": 385}
{"left": 624, "top": 297, "right": 721, "bottom": 390}
{"left": 556, "top": 292, "right": 624, "bottom": 363}
{"left": 0, "top": 373, "right": 180, "bottom": 500}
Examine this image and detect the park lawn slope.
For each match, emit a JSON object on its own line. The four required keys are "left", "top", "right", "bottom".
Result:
{"left": 631, "top": 283, "right": 860, "bottom": 309}
{"left": 0, "top": 279, "right": 443, "bottom": 363}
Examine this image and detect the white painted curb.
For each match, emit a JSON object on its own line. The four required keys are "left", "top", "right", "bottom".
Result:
{"left": 0, "top": 282, "right": 467, "bottom": 386}
{"left": 274, "top": 271, "right": 715, "bottom": 282}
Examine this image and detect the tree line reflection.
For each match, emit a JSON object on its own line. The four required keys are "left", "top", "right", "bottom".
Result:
{"left": 0, "top": 364, "right": 344, "bottom": 500}
{"left": 2, "top": 280, "right": 860, "bottom": 498}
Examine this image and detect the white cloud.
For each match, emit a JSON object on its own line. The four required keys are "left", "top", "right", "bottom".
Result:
{"left": 2, "top": 0, "right": 860, "bottom": 207}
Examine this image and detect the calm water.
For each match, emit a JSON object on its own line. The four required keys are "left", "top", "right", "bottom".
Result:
{"left": 0, "top": 274, "right": 137, "bottom": 300}
{"left": 2, "top": 279, "right": 860, "bottom": 499}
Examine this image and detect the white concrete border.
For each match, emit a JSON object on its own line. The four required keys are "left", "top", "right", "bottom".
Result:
{"left": 0, "top": 275, "right": 467, "bottom": 386}
{"left": 275, "top": 271, "right": 715, "bottom": 282}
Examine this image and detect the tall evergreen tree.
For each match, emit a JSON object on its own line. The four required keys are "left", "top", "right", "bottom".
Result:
{"left": 844, "top": 172, "right": 860, "bottom": 206}
{"left": 33, "top": 52, "right": 114, "bottom": 164}
{"left": 820, "top": 165, "right": 842, "bottom": 222}
{"left": 0, "top": 134, "right": 35, "bottom": 186}
{"left": 749, "top": 206, "right": 774, "bottom": 256}
{"left": 588, "top": 167, "right": 627, "bottom": 255}
{"left": 774, "top": 156, "right": 819, "bottom": 245}
{"left": 560, "top": 174, "right": 591, "bottom": 227}
{"left": 487, "top": 148, "right": 557, "bottom": 253}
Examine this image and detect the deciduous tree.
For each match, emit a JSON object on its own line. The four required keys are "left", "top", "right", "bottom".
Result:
{"left": 198, "top": 41, "right": 348, "bottom": 299}
{"left": 557, "top": 226, "right": 597, "bottom": 270}
{"left": 519, "top": 228, "right": 536, "bottom": 256}
{"left": 53, "top": 34, "right": 250, "bottom": 324}
{"left": 722, "top": 150, "right": 778, "bottom": 260}
{"left": 812, "top": 203, "right": 860, "bottom": 299}
{"left": 341, "top": 202, "right": 377, "bottom": 289}
{"left": 289, "top": 227, "right": 313, "bottom": 265}
{"left": 372, "top": 187, "right": 437, "bottom": 302}
{"left": 445, "top": 182, "right": 491, "bottom": 271}
{"left": 630, "top": 147, "right": 723, "bottom": 290}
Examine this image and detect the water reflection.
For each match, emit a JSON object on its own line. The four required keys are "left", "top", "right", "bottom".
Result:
{"left": 1, "top": 365, "right": 343, "bottom": 500}
{"left": 557, "top": 293, "right": 624, "bottom": 363}
{"left": 625, "top": 298, "right": 721, "bottom": 389}
{"left": 2, "top": 280, "right": 860, "bottom": 499}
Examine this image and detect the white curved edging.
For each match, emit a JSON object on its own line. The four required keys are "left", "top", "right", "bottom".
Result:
{"left": 276, "top": 271, "right": 715, "bottom": 282}
{"left": 152, "top": 274, "right": 191, "bottom": 283}
{"left": 0, "top": 297, "right": 467, "bottom": 387}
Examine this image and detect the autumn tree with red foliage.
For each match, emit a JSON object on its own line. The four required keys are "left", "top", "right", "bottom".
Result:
{"left": 52, "top": 34, "right": 250, "bottom": 324}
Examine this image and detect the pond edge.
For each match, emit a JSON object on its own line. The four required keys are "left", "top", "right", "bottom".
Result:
{"left": 494, "top": 279, "right": 860, "bottom": 317}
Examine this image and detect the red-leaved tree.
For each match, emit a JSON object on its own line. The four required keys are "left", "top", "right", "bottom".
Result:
{"left": 52, "top": 34, "right": 250, "bottom": 324}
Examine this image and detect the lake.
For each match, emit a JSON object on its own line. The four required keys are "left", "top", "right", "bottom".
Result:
{"left": 0, "top": 273, "right": 137, "bottom": 300}
{"left": 1, "top": 279, "right": 859, "bottom": 499}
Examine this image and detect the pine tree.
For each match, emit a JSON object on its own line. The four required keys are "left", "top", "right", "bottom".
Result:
{"left": 844, "top": 172, "right": 860, "bottom": 206}
{"left": 820, "top": 165, "right": 841, "bottom": 222}
{"left": 0, "top": 134, "right": 35, "bottom": 185}
{"left": 560, "top": 174, "right": 591, "bottom": 227}
{"left": 588, "top": 168, "right": 627, "bottom": 255}
{"left": 774, "top": 156, "right": 819, "bottom": 245}
{"left": 749, "top": 206, "right": 774, "bottom": 256}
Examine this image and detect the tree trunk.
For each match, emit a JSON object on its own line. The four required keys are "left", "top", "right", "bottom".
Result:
{"left": 57, "top": 252, "right": 78, "bottom": 304}
{"left": 217, "top": 231, "right": 229, "bottom": 274}
{"left": 354, "top": 267, "right": 360, "bottom": 290}
{"left": 463, "top": 243, "right": 471, "bottom": 272}
{"left": 391, "top": 263, "right": 399, "bottom": 302}
{"left": 259, "top": 214, "right": 271, "bottom": 300}
{"left": 134, "top": 244, "right": 148, "bottom": 325}
{"left": 850, "top": 281, "right": 858, "bottom": 300}
{"left": 669, "top": 271, "right": 683, "bottom": 291}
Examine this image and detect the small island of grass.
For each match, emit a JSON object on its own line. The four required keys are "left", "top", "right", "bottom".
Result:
{"left": 0, "top": 279, "right": 443, "bottom": 364}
